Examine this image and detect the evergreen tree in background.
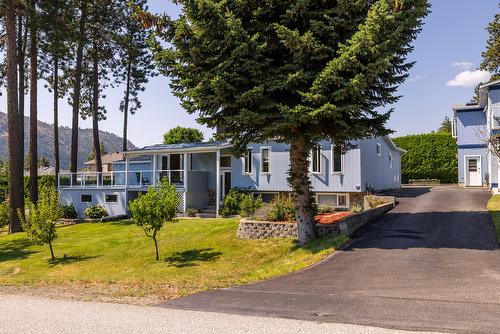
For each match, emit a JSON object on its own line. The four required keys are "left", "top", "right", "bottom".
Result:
{"left": 481, "top": 6, "right": 499, "bottom": 82}
{"left": 438, "top": 116, "right": 452, "bottom": 134}
{"left": 142, "top": 0, "right": 429, "bottom": 243}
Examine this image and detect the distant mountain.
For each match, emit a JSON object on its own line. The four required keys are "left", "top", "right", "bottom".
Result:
{"left": 0, "top": 111, "right": 136, "bottom": 169}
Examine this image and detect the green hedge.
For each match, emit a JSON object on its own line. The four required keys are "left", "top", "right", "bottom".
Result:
{"left": 393, "top": 133, "right": 458, "bottom": 184}
{"left": 0, "top": 175, "right": 56, "bottom": 202}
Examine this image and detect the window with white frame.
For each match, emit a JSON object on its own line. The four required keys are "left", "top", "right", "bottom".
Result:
{"left": 260, "top": 147, "right": 271, "bottom": 173}
{"left": 331, "top": 145, "right": 344, "bottom": 174}
{"left": 389, "top": 152, "right": 393, "bottom": 168}
{"left": 243, "top": 149, "right": 253, "bottom": 174}
{"left": 105, "top": 194, "right": 118, "bottom": 203}
{"left": 220, "top": 156, "right": 231, "bottom": 168}
{"left": 310, "top": 146, "right": 322, "bottom": 174}
{"left": 317, "top": 193, "right": 349, "bottom": 208}
{"left": 376, "top": 143, "right": 381, "bottom": 156}
{"left": 452, "top": 117, "right": 458, "bottom": 138}
{"left": 81, "top": 194, "right": 92, "bottom": 203}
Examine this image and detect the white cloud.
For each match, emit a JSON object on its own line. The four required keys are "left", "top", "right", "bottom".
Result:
{"left": 446, "top": 70, "right": 491, "bottom": 87}
{"left": 451, "top": 61, "right": 475, "bottom": 70}
{"left": 408, "top": 75, "right": 425, "bottom": 82}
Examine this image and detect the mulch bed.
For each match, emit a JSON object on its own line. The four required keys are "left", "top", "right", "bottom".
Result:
{"left": 314, "top": 212, "right": 352, "bottom": 225}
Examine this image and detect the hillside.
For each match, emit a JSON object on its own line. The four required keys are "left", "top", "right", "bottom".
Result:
{"left": 0, "top": 112, "right": 136, "bottom": 169}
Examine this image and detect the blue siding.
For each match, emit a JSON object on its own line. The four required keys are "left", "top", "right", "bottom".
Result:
{"left": 360, "top": 138, "right": 402, "bottom": 190}
{"left": 231, "top": 139, "right": 401, "bottom": 193}
{"left": 457, "top": 147, "right": 488, "bottom": 184}
{"left": 191, "top": 153, "right": 216, "bottom": 190}
{"left": 456, "top": 110, "right": 487, "bottom": 146}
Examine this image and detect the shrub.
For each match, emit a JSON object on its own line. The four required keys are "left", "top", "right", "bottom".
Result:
{"left": 350, "top": 203, "right": 363, "bottom": 213}
{"left": 186, "top": 207, "right": 198, "bottom": 217}
{"left": 129, "top": 178, "right": 180, "bottom": 260}
{"left": 251, "top": 204, "right": 273, "bottom": 221}
{"left": 18, "top": 187, "right": 63, "bottom": 260}
{"left": 62, "top": 204, "right": 77, "bottom": 219}
{"left": 239, "top": 194, "right": 263, "bottom": 218}
{"left": 220, "top": 188, "right": 247, "bottom": 216}
{"left": 266, "top": 196, "right": 296, "bottom": 222}
{"left": 84, "top": 205, "right": 108, "bottom": 219}
{"left": 392, "top": 133, "right": 458, "bottom": 183}
{"left": 366, "top": 196, "right": 385, "bottom": 208}
{"left": 317, "top": 203, "right": 335, "bottom": 214}
{"left": 0, "top": 201, "right": 9, "bottom": 227}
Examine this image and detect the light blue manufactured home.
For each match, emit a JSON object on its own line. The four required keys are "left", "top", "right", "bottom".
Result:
{"left": 58, "top": 137, "right": 404, "bottom": 218}
{"left": 453, "top": 79, "right": 500, "bottom": 190}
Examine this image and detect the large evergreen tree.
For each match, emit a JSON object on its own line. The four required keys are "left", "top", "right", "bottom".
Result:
{"left": 5, "top": 0, "right": 24, "bottom": 233}
{"left": 143, "top": 0, "right": 429, "bottom": 244}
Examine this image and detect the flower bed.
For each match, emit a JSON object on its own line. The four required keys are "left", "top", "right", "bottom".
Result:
{"left": 314, "top": 212, "right": 352, "bottom": 225}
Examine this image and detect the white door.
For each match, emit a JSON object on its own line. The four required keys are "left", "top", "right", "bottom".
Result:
{"left": 466, "top": 157, "right": 481, "bottom": 187}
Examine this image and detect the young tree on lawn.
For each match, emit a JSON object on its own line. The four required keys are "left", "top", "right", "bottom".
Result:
{"left": 117, "top": 0, "right": 157, "bottom": 152}
{"left": 141, "top": 0, "right": 429, "bottom": 244}
{"left": 481, "top": 7, "right": 499, "bottom": 82}
{"left": 163, "top": 126, "right": 204, "bottom": 145}
{"left": 129, "top": 179, "right": 179, "bottom": 261}
{"left": 6, "top": 0, "right": 25, "bottom": 233}
{"left": 18, "top": 186, "right": 63, "bottom": 260}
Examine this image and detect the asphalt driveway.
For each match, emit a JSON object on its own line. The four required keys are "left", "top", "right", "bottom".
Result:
{"left": 160, "top": 186, "right": 500, "bottom": 334}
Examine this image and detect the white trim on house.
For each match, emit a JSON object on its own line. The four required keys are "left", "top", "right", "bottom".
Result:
{"left": 242, "top": 148, "right": 253, "bottom": 175}
{"left": 463, "top": 155, "right": 482, "bottom": 187}
{"left": 260, "top": 146, "right": 271, "bottom": 174}
{"left": 310, "top": 145, "right": 322, "bottom": 174}
{"left": 330, "top": 144, "right": 344, "bottom": 174}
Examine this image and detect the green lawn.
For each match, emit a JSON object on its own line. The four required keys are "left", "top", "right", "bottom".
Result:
{"left": 0, "top": 218, "right": 346, "bottom": 302}
{"left": 487, "top": 195, "right": 500, "bottom": 242}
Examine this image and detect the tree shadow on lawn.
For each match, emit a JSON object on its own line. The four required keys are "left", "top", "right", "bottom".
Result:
{"left": 165, "top": 248, "right": 222, "bottom": 268}
{"left": 0, "top": 238, "right": 38, "bottom": 262}
{"left": 47, "top": 254, "right": 97, "bottom": 267}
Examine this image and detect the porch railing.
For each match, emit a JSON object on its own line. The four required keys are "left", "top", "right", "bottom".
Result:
{"left": 58, "top": 170, "right": 184, "bottom": 189}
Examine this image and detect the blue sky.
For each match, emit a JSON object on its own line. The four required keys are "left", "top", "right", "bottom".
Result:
{"left": 15, "top": 0, "right": 500, "bottom": 148}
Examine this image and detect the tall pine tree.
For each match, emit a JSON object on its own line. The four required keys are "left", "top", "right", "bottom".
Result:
{"left": 117, "top": 0, "right": 156, "bottom": 152}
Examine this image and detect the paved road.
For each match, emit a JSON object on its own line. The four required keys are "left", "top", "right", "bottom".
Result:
{"left": 0, "top": 294, "right": 442, "bottom": 334}
{"left": 161, "top": 186, "right": 500, "bottom": 334}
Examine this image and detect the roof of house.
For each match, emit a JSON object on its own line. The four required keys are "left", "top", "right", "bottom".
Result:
{"left": 83, "top": 152, "right": 124, "bottom": 165}
{"left": 124, "top": 141, "right": 232, "bottom": 155}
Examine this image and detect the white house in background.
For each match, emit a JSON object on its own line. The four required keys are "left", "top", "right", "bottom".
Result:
{"left": 58, "top": 137, "right": 405, "bottom": 218}
{"left": 452, "top": 79, "right": 500, "bottom": 191}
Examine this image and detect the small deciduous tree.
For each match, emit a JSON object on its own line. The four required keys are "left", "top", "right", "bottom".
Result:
{"left": 129, "top": 179, "right": 179, "bottom": 260}
{"left": 163, "top": 126, "right": 204, "bottom": 145}
{"left": 18, "top": 187, "right": 63, "bottom": 260}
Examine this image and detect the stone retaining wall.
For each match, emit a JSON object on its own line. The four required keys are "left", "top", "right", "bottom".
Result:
{"left": 237, "top": 202, "right": 394, "bottom": 239}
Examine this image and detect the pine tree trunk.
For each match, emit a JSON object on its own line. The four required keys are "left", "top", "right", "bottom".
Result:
{"left": 29, "top": 0, "right": 38, "bottom": 203}
{"left": 122, "top": 61, "right": 131, "bottom": 152}
{"left": 53, "top": 57, "right": 60, "bottom": 184}
{"left": 92, "top": 41, "right": 103, "bottom": 174}
{"left": 289, "top": 137, "right": 316, "bottom": 245}
{"left": 70, "top": 1, "right": 87, "bottom": 174}
{"left": 6, "top": 0, "right": 23, "bottom": 233}
{"left": 17, "top": 15, "right": 25, "bottom": 165}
